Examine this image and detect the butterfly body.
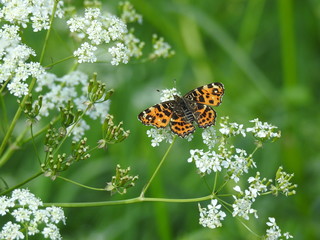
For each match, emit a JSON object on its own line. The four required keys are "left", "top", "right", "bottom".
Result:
{"left": 138, "top": 83, "right": 224, "bottom": 138}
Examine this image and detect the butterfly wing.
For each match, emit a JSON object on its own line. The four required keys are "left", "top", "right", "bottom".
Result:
{"left": 170, "top": 112, "right": 195, "bottom": 137}
{"left": 184, "top": 82, "right": 224, "bottom": 106}
{"left": 194, "top": 103, "right": 216, "bottom": 128}
{"left": 138, "top": 101, "right": 174, "bottom": 128}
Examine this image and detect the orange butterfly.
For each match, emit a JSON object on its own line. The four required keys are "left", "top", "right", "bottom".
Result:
{"left": 138, "top": 83, "right": 225, "bottom": 137}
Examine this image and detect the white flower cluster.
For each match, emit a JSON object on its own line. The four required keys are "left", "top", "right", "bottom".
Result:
{"left": 188, "top": 149, "right": 224, "bottom": 174}
{"left": 0, "top": 0, "right": 64, "bottom": 32}
{"left": 247, "top": 118, "right": 281, "bottom": 141}
{"left": 198, "top": 199, "right": 226, "bottom": 229}
{"left": 146, "top": 128, "right": 175, "bottom": 147}
{"left": 0, "top": 189, "right": 66, "bottom": 240}
{"left": 182, "top": 117, "right": 295, "bottom": 235}
{"left": 188, "top": 145, "right": 251, "bottom": 182}
{"left": 219, "top": 116, "right": 246, "bottom": 137}
{"left": 119, "top": 1, "right": 143, "bottom": 24}
{"left": 67, "top": 5, "right": 144, "bottom": 65}
{"left": 35, "top": 70, "right": 110, "bottom": 140}
{"left": 149, "top": 34, "right": 175, "bottom": 59}
{"left": 265, "top": 217, "right": 293, "bottom": 240}
{"left": 159, "top": 87, "right": 180, "bottom": 102}
{"left": 0, "top": 24, "right": 45, "bottom": 97}
{"left": 187, "top": 117, "right": 281, "bottom": 179}
{"left": 201, "top": 127, "right": 217, "bottom": 149}
{"left": 270, "top": 166, "right": 297, "bottom": 196}
{"left": 232, "top": 172, "right": 269, "bottom": 220}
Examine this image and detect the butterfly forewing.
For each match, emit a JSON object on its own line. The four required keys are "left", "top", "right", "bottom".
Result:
{"left": 184, "top": 82, "right": 224, "bottom": 106}
{"left": 138, "top": 101, "right": 174, "bottom": 128}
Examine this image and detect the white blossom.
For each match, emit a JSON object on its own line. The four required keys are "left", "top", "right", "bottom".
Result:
{"left": 0, "top": 196, "right": 14, "bottom": 216}
{"left": 202, "top": 127, "right": 217, "bottom": 149}
{"left": 247, "top": 118, "right": 281, "bottom": 141}
{"left": 232, "top": 195, "right": 258, "bottom": 220}
{"left": 270, "top": 167, "right": 297, "bottom": 196}
{"left": 0, "top": 24, "right": 45, "bottom": 97}
{"left": 146, "top": 128, "right": 175, "bottom": 147}
{"left": 0, "top": 189, "right": 66, "bottom": 240}
{"left": 120, "top": 1, "right": 143, "bottom": 24}
{"left": 73, "top": 42, "right": 97, "bottom": 63}
{"left": 219, "top": 116, "right": 246, "bottom": 137}
{"left": 149, "top": 34, "right": 175, "bottom": 59}
{"left": 265, "top": 217, "right": 293, "bottom": 240}
{"left": 0, "top": 221, "right": 24, "bottom": 240}
{"left": 42, "top": 223, "right": 62, "bottom": 240}
{"left": 108, "top": 42, "right": 129, "bottom": 65}
{"left": 198, "top": 199, "right": 226, "bottom": 229}
{"left": 7, "top": 79, "right": 29, "bottom": 97}
{"left": 159, "top": 88, "right": 180, "bottom": 102}
{"left": 188, "top": 149, "right": 223, "bottom": 174}
{"left": 12, "top": 208, "right": 32, "bottom": 222}
{"left": 0, "top": 0, "right": 64, "bottom": 32}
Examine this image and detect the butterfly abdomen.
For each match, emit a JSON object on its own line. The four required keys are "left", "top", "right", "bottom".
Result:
{"left": 173, "top": 95, "right": 196, "bottom": 123}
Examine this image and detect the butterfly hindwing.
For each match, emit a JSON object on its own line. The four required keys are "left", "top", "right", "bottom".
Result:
{"left": 170, "top": 112, "right": 195, "bottom": 137}
{"left": 184, "top": 82, "right": 224, "bottom": 106}
{"left": 194, "top": 103, "right": 216, "bottom": 128}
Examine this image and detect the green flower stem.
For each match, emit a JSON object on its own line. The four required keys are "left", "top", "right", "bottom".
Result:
{"left": 39, "top": 0, "right": 58, "bottom": 64}
{"left": 0, "top": 1, "right": 58, "bottom": 164}
{"left": 44, "top": 55, "right": 74, "bottom": 69}
{"left": 57, "top": 175, "right": 106, "bottom": 191}
{"left": 140, "top": 136, "right": 177, "bottom": 197}
{"left": 0, "top": 171, "right": 43, "bottom": 196}
{"left": 0, "top": 93, "right": 8, "bottom": 130}
{"left": 0, "top": 88, "right": 33, "bottom": 159}
{"left": 43, "top": 194, "right": 213, "bottom": 208}
{"left": 0, "top": 127, "right": 28, "bottom": 167}
{"left": 212, "top": 171, "right": 219, "bottom": 194}
{"left": 0, "top": 77, "right": 10, "bottom": 95}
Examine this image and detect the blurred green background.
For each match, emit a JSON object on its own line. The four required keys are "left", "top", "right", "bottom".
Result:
{"left": 1, "top": 0, "right": 320, "bottom": 239}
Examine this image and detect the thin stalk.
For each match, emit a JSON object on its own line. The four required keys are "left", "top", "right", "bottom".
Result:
{"left": 0, "top": 127, "right": 28, "bottom": 167}
{"left": 30, "top": 124, "right": 41, "bottom": 165}
{"left": 0, "top": 171, "right": 43, "bottom": 196}
{"left": 0, "top": 77, "right": 10, "bottom": 95}
{"left": 57, "top": 175, "right": 106, "bottom": 191}
{"left": 39, "top": 0, "right": 58, "bottom": 64}
{"left": 43, "top": 194, "right": 213, "bottom": 208}
{"left": 44, "top": 55, "right": 74, "bottom": 69}
{"left": 0, "top": 93, "right": 9, "bottom": 134}
{"left": 140, "top": 137, "right": 177, "bottom": 197}
{"left": 213, "top": 171, "right": 219, "bottom": 194}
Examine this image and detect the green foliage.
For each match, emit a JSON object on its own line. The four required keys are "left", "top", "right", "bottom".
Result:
{"left": 0, "top": 0, "right": 319, "bottom": 239}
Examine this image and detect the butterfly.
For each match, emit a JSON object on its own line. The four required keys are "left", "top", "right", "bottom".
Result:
{"left": 138, "top": 83, "right": 225, "bottom": 138}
